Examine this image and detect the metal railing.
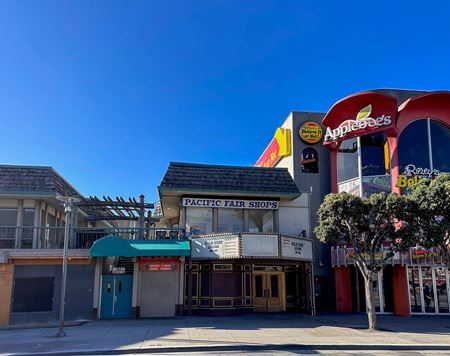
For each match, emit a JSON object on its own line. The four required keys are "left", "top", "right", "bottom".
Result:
{"left": 0, "top": 226, "right": 186, "bottom": 250}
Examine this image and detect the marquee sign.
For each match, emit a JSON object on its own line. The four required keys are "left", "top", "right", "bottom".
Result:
{"left": 255, "top": 127, "right": 291, "bottom": 167}
{"left": 281, "top": 236, "right": 313, "bottom": 261}
{"left": 299, "top": 121, "right": 323, "bottom": 144}
{"left": 183, "top": 198, "right": 279, "bottom": 210}
{"left": 191, "top": 236, "right": 240, "bottom": 259}
{"left": 321, "top": 91, "right": 398, "bottom": 147}
{"left": 241, "top": 234, "right": 278, "bottom": 257}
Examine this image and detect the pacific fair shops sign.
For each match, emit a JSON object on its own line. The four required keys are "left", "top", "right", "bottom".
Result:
{"left": 324, "top": 104, "right": 392, "bottom": 143}
{"left": 255, "top": 127, "right": 291, "bottom": 167}
{"left": 182, "top": 198, "right": 279, "bottom": 209}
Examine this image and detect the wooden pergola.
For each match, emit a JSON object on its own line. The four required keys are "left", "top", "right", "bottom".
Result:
{"left": 76, "top": 194, "right": 159, "bottom": 226}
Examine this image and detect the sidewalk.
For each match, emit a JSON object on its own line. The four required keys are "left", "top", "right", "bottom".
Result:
{"left": 1, "top": 314, "right": 449, "bottom": 355}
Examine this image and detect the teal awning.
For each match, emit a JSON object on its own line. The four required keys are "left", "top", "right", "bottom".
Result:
{"left": 90, "top": 236, "right": 191, "bottom": 257}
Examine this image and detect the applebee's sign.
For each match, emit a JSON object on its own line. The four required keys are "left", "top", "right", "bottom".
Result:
{"left": 324, "top": 104, "right": 392, "bottom": 142}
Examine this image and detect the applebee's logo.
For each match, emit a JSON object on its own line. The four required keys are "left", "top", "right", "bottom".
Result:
{"left": 324, "top": 104, "right": 392, "bottom": 142}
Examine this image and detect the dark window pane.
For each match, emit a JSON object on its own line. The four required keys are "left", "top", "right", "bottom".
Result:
{"left": 430, "top": 120, "right": 450, "bottom": 173}
{"left": 12, "top": 277, "right": 54, "bottom": 312}
{"left": 255, "top": 275, "right": 263, "bottom": 297}
{"left": 270, "top": 275, "right": 279, "bottom": 298}
{"left": 200, "top": 272, "right": 210, "bottom": 297}
{"left": 245, "top": 274, "right": 251, "bottom": 297}
{"left": 285, "top": 272, "right": 297, "bottom": 296}
{"left": 301, "top": 148, "right": 319, "bottom": 173}
{"left": 192, "top": 273, "right": 198, "bottom": 297}
{"left": 398, "top": 119, "right": 430, "bottom": 174}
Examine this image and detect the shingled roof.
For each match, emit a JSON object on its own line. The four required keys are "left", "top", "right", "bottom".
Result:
{"left": 159, "top": 162, "right": 300, "bottom": 197}
{"left": 0, "top": 165, "right": 82, "bottom": 197}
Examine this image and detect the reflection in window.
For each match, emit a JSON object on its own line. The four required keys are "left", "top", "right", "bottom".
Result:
{"left": 186, "top": 208, "right": 213, "bottom": 235}
{"left": 0, "top": 208, "right": 18, "bottom": 248}
{"left": 249, "top": 210, "right": 273, "bottom": 233}
{"left": 218, "top": 209, "right": 244, "bottom": 233}
{"left": 398, "top": 119, "right": 430, "bottom": 174}
{"left": 301, "top": 148, "right": 319, "bottom": 173}
{"left": 431, "top": 120, "right": 450, "bottom": 173}
{"left": 361, "top": 132, "right": 390, "bottom": 176}
{"left": 337, "top": 138, "right": 358, "bottom": 183}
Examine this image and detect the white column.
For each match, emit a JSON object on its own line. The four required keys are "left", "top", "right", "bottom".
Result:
{"left": 132, "top": 257, "right": 140, "bottom": 309}
{"left": 92, "top": 258, "right": 102, "bottom": 319}
{"left": 32, "top": 200, "right": 41, "bottom": 248}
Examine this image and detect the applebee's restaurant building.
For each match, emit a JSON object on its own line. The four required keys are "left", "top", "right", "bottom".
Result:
{"left": 255, "top": 88, "right": 450, "bottom": 317}
{"left": 321, "top": 89, "right": 450, "bottom": 317}
{"left": 157, "top": 162, "right": 315, "bottom": 315}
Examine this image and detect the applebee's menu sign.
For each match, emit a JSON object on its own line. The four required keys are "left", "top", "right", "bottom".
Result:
{"left": 324, "top": 104, "right": 392, "bottom": 143}
{"left": 183, "top": 198, "right": 279, "bottom": 210}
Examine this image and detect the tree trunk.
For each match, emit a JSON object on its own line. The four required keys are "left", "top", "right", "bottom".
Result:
{"left": 363, "top": 271, "right": 377, "bottom": 330}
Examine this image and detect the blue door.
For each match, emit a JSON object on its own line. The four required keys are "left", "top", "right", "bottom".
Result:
{"left": 101, "top": 274, "right": 133, "bottom": 319}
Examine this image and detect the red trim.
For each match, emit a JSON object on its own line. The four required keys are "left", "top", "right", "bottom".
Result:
{"left": 396, "top": 91, "right": 450, "bottom": 135}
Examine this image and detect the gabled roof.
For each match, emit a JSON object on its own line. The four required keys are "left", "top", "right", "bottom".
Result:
{"left": 0, "top": 164, "right": 82, "bottom": 197}
{"left": 158, "top": 162, "right": 300, "bottom": 197}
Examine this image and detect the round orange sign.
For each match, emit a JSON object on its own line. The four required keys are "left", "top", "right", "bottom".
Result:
{"left": 299, "top": 121, "right": 323, "bottom": 144}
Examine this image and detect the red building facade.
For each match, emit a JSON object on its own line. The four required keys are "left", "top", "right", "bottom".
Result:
{"left": 322, "top": 90, "right": 450, "bottom": 316}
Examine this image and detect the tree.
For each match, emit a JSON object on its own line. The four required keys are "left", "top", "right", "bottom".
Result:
{"left": 314, "top": 192, "right": 417, "bottom": 330}
{"left": 410, "top": 173, "right": 450, "bottom": 267}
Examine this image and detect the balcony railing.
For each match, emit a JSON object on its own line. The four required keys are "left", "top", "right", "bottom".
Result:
{"left": 0, "top": 226, "right": 186, "bottom": 250}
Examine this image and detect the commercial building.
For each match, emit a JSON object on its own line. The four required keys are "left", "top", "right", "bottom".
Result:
{"left": 157, "top": 162, "right": 315, "bottom": 315}
{"left": 0, "top": 88, "right": 448, "bottom": 324}
{"left": 0, "top": 165, "right": 96, "bottom": 325}
{"left": 257, "top": 89, "right": 450, "bottom": 317}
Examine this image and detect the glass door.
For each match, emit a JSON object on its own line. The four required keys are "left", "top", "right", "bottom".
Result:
{"left": 408, "top": 267, "right": 422, "bottom": 313}
{"left": 435, "top": 267, "right": 449, "bottom": 313}
{"left": 421, "top": 267, "right": 436, "bottom": 313}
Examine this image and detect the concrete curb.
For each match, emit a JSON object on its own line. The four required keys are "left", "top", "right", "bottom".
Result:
{"left": 5, "top": 343, "right": 450, "bottom": 356}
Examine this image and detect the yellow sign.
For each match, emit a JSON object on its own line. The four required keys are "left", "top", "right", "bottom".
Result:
{"left": 396, "top": 175, "right": 424, "bottom": 188}
{"left": 299, "top": 121, "right": 323, "bottom": 144}
{"left": 255, "top": 128, "right": 291, "bottom": 167}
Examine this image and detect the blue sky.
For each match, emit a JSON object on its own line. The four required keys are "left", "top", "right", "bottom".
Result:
{"left": 1, "top": 1, "right": 449, "bottom": 202}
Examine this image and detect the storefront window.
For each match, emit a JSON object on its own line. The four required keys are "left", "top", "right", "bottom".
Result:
{"left": 186, "top": 208, "right": 213, "bottom": 235}
{"left": 431, "top": 120, "right": 450, "bottom": 173}
{"left": 218, "top": 209, "right": 244, "bottom": 233}
{"left": 361, "top": 132, "right": 389, "bottom": 176}
{"left": 0, "top": 208, "right": 18, "bottom": 248}
{"left": 398, "top": 119, "right": 431, "bottom": 174}
{"left": 337, "top": 137, "right": 358, "bottom": 183}
{"left": 248, "top": 210, "right": 273, "bottom": 233}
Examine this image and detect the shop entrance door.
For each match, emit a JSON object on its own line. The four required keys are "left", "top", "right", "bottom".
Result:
{"left": 100, "top": 274, "right": 133, "bottom": 319}
{"left": 253, "top": 272, "right": 284, "bottom": 312}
